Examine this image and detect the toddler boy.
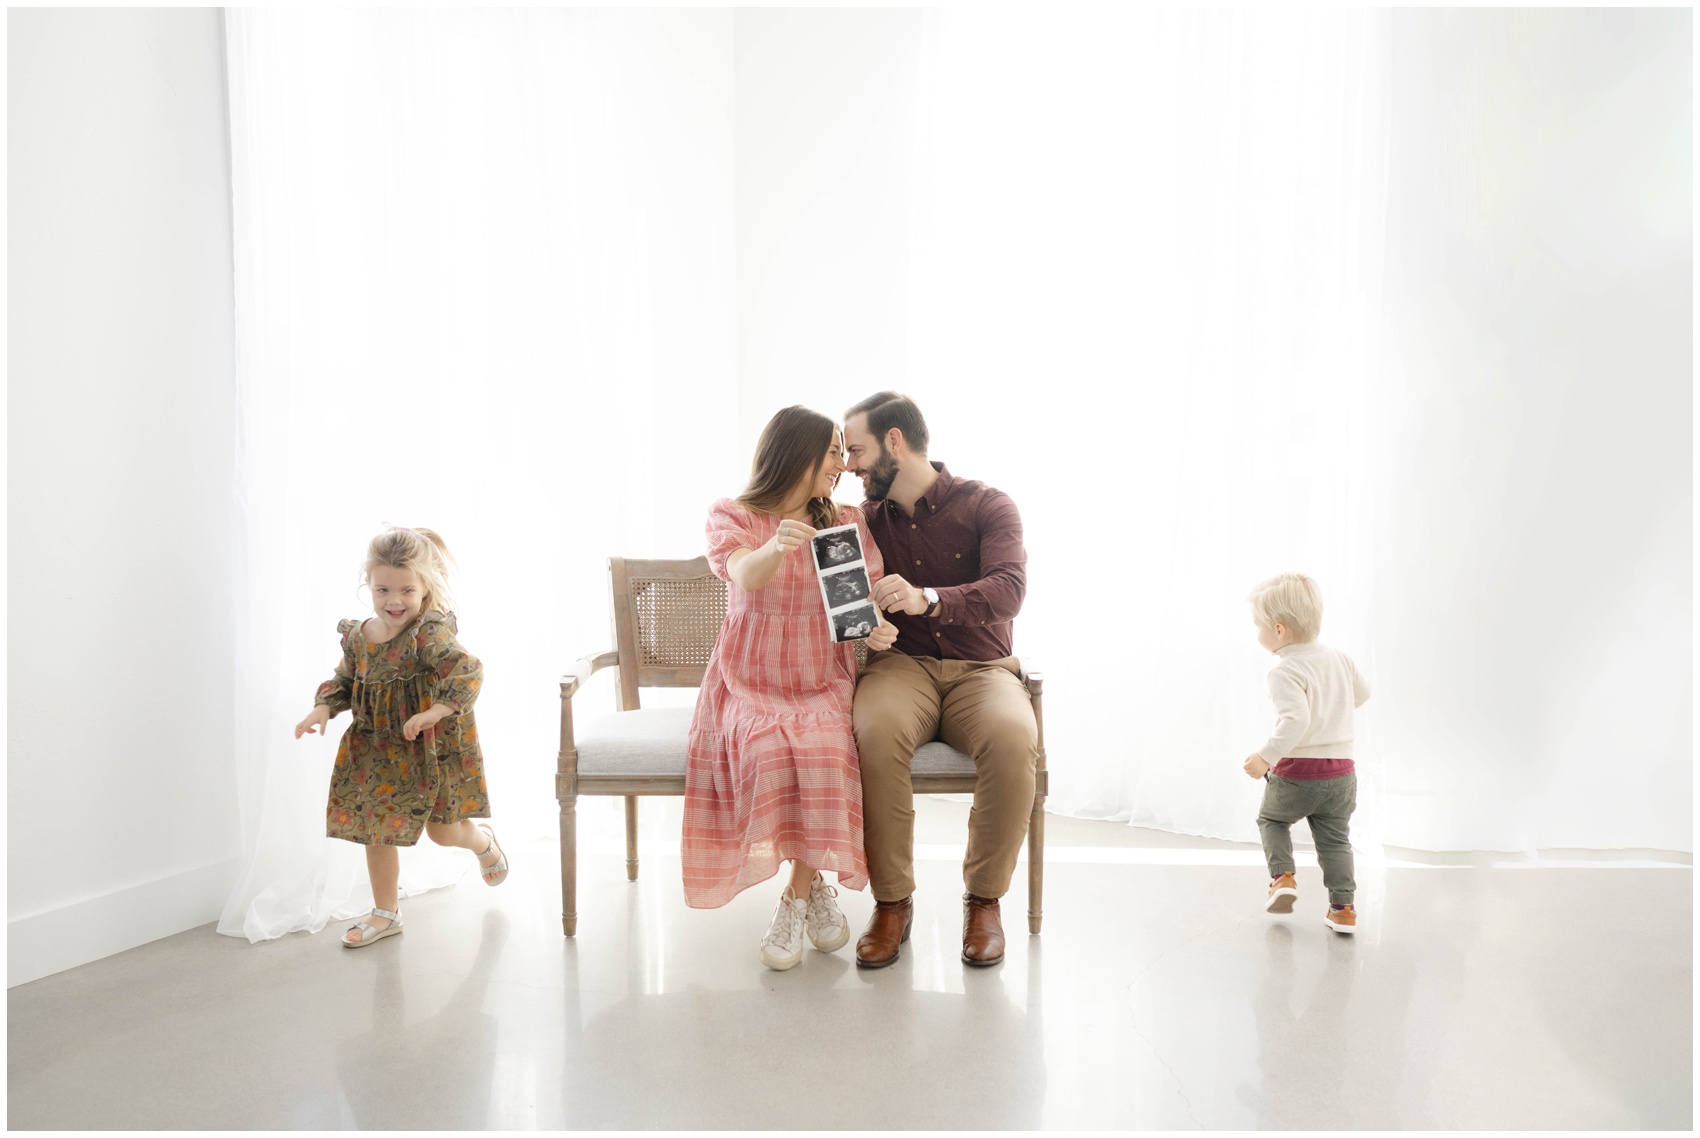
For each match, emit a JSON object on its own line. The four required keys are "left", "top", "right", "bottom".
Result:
{"left": 1243, "top": 573, "right": 1370, "bottom": 934}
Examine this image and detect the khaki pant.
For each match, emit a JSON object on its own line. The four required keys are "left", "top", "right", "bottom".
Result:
{"left": 853, "top": 650, "right": 1039, "bottom": 902}
{"left": 1257, "top": 773, "right": 1358, "bottom": 905}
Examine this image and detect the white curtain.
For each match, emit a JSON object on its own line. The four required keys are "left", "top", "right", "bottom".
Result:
{"left": 901, "top": 9, "right": 1391, "bottom": 847}
{"left": 219, "top": 8, "right": 738, "bottom": 940}
{"left": 220, "top": 9, "right": 1687, "bottom": 940}
{"left": 895, "top": 8, "right": 1689, "bottom": 855}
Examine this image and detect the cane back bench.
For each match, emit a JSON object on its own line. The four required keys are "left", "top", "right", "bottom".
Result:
{"left": 556, "top": 555, "right": 1048, "bottom": 936}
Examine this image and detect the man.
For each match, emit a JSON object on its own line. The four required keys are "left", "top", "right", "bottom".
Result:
{"left": 842, "top": 391, "right": 1038, "bottom": 968}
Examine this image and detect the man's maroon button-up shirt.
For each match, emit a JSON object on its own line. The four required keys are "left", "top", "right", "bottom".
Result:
{"left": 861, "top": 463, "right": 1027, "bottom": 662}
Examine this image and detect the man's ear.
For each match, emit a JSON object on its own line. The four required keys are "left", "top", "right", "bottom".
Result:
{"left": 885, "top": 427, "right": 905, "bottom": 456}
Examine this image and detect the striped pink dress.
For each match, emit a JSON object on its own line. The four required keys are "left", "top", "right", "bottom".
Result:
{"left": 682, "top": 498, "right": 883, "bottom": 908}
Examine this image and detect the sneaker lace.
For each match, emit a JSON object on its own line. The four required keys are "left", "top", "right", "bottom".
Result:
{"left": 762, "top": 897, "right": 804, "bottom": 949}
{"left": 806, "top": 881, "right": 844, "bottom": 933}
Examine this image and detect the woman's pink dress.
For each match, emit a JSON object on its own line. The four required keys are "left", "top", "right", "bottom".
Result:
{"left": 682, "top": 498, "right": 884, "bottom": 908}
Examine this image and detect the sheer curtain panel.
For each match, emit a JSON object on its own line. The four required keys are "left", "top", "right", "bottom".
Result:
{"left": 903, "top": 9, "right": 1391, "bottom": 849}
{"left": 219, "top": 9, "right": 737, "bottom": 940}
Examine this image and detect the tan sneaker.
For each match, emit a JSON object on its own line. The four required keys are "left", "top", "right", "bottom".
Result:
{"left": 1324, "top": 904, "right": 1357, "bottom": 934}
{"left": 1265, "top": 872, "right": 1298, "bottom": 914}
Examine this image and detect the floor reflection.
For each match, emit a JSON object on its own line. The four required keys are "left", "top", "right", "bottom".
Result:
{"left": 6, "top": 809, "right": 1689, "bottom": 1131}
{"left": 1242, "top": 923, "right": 1359, "bottom": 1128}
{"left": 557, "top": 887, "right": 1049, "bottom": 1129}
{"left": 334, "top": 908, "right": 510, "bottom": 1129}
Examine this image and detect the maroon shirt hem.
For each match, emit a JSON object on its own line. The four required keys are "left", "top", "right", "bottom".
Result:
{"left": 1271, "top": 758, "right": 1356, "bottom": 780}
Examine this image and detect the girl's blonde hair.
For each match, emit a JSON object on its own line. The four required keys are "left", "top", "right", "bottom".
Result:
{"left": 365, "top": 526, "right": 456, "bottom": 616}
{"left": 1247, "top": 572, "right": 1323, "bottom": 643}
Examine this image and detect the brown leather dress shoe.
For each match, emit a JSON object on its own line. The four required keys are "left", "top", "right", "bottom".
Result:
{"left": 855, "top": 897, "right": 913, "bottom": 968}
{"left": 961, "top": 893, "right": 1005, "bottom": 967}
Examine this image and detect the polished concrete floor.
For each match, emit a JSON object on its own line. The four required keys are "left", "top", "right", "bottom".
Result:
{"left": 8, "top": 799, "right": 1693, "bottom": 1130}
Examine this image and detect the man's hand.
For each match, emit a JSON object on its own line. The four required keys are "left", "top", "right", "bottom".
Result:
{"left": 866, "top": 616, "right": 898, "bottom": 651}
{"left": 295, "top": 705, "right": 331, "bottom": 739}
{"left": 871, "top": 574, "right": 929, "bottom": 616}
{"left": 1243, "top": 753, "right": 1270, "bottom": 780}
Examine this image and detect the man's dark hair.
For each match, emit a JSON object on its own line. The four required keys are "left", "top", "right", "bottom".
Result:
{"left": 846, "top": 391, "right": 929, "bottom": 456}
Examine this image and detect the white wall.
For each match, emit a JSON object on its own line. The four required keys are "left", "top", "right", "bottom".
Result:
{"left": 1375, "top": 9, "right": 1692, "bottom": 851}
{"left": 8, "top": 9, "right": 240, "bottom": 984}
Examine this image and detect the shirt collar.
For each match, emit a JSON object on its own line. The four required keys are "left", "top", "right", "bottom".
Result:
{"left": 913, "top": 462, "right": 953, "bottom": 515}
{"left": 874, "top": 461, "right": 954, "bottom": 517}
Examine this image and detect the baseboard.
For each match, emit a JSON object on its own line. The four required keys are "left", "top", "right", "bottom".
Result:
{"left": 8, "top": 857, "right": 241, "bottom": 988}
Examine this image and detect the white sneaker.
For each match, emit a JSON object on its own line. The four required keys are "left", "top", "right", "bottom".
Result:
{"left": 760, "top": 891, "right": 808, "bottom": 971}
{"left": 805, "top": 874, "right": 850, "bottom": 953}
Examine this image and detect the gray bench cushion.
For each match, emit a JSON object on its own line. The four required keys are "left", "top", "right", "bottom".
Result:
{"left": 577, "top": 708, "right": 693, "bottom": 777}
{"left": 574, "top": 708, "right": 975, "bottom": 779}
{"left": 912, "top": 740, "right": 976, "bottom": 777}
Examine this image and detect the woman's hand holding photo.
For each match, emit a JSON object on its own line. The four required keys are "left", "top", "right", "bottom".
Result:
{"left": 771, "top": 519, "right": 816, "bottom": 555}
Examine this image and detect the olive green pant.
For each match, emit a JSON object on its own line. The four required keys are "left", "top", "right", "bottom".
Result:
{"left": 1258, "top": 773, "right": 1357, "bottom": 905}
{"left": 852, "top": 650, "right": 1039, "bottom": 902}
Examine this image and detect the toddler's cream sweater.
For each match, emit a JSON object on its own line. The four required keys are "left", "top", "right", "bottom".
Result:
{"left": 1256, "top": 641, "right": 1371, "bottom": 762}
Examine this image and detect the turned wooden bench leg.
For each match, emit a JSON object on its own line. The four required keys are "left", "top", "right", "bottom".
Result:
{"left": 1026, "top": 800, "right": 1045, "bottom": 934}
{"left": 625, "top": 796, "right": 640, "bottom": 882}
{"left": 561, "top": 795, "right": 578, "bottom": 936}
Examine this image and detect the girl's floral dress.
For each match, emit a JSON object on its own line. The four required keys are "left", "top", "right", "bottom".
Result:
{"left": 314, "top": 609, "right": 489, "bottom": 846}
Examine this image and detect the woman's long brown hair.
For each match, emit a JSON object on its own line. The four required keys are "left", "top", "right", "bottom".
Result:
{"left": 736, "top": 405, "right": 841, "bottom": 531}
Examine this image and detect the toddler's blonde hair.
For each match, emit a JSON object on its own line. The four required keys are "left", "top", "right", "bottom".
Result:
{"left": 1247, "top": 572, "right": 1323, "bottom": 643}
{"left": 365, "top": 526, "right": 456, "bottom": 616}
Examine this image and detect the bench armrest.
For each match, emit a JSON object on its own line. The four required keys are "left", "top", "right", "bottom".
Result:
{"left": 1016, "top": 657, "right": 1042, "bottom": 698}
{"left": 562, "top": 651, "right": 619, "bottom": 702}
{"left": 559, "top": 650, "right": 620, "bottom": 799}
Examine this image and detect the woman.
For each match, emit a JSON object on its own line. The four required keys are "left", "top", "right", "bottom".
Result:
{"left": 683, "top": 405, "right": 896, "bottom": 970}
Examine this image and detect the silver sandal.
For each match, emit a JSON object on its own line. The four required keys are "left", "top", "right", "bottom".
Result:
{"left": 343, "top": 906, "right": 403, "bottom": 948}
{"left": 477, "top": 824, "right": 509, "bottom": 886}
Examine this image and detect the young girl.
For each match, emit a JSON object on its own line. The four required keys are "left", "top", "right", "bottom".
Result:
{"left": 294, "top": 526, "right": 508, "bottom": 947}
{"left": 683, "top": 406, "right": 898, "bottom": 970}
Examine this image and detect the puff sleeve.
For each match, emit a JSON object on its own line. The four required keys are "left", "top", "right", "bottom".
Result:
{"left": 416, "top": 616, "right": 483, "bottom": 715}
{"left": 313, "top": 619, "right": 360, "bottom": 715}
{"left": 706, "top": 498, "right": 762, "bottom": 583}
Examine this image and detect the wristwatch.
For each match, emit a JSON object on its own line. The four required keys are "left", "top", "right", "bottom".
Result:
{"left": 922, "top": 587, "right": 940, "bottom": 618}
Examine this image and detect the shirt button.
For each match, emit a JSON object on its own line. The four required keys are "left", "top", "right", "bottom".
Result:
{"left": 911, "top": 524, "right": 917, "bottom": 530}
{"left": 914, "top": 560, "right": 921, "bottom": 566}
{"left": 955, "top": 553, "right": 961, "bottom": 559}
{"left": 935, "top": 632, "right": 942, "bottom": 638}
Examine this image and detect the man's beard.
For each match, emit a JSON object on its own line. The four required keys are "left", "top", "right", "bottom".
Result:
{"left": 862, "top": 448, "right": 899, "bottom": 501}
